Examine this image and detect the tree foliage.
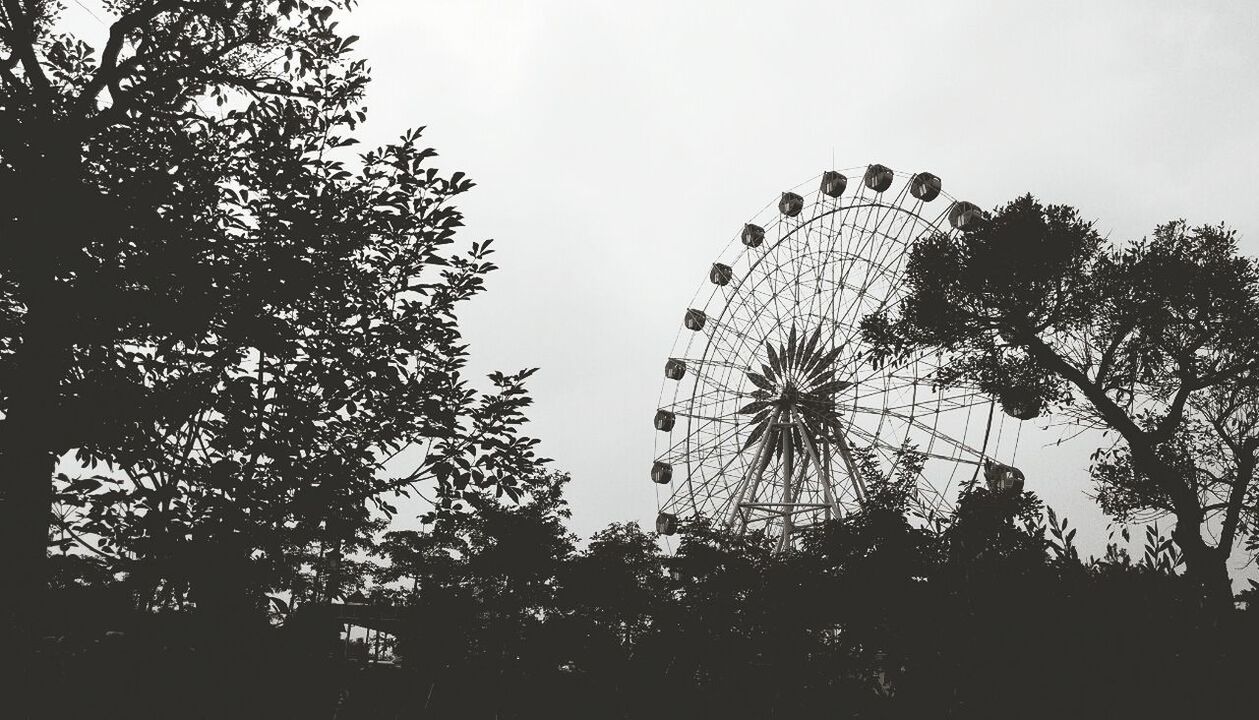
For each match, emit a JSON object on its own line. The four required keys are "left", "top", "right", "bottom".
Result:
{"left": 1, "top": 0, "right": 545, "bottom": 640}
{"left": 36, "top": 470, "right": 1259, "bottom": 719}
{"left": 862, "top": 195, "right": 1259, "bottom": 606}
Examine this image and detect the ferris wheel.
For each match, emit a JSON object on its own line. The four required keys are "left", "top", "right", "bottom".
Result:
{"left": 651, "top": 164, "right": 1028, "bottom": 550}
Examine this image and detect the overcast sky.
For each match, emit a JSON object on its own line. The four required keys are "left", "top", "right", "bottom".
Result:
{"left": 63, "top": 2, "right": 1259, "bottom": 561}
{"left": 327, "top": 1, "right": 1259, "bottom": 562}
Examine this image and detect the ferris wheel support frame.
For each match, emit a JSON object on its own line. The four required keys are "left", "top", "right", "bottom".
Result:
{"left": 831, "top": 419, "right": 869, "bottom": 505}
{"left": 793, "top": 409, "right": 841, "bottom": 518}
{"left": 725, "top": 411, "right": 850, "bottom": 548}
{"left": 723, "top": 409, "right": 780, "bottom": 532}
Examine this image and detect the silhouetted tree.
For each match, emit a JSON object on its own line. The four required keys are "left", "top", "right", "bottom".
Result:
{"left": 863, "top": 195, "right": 1259, "bottom": 608}
{"left": 1, "top": 0, "right": 544, "bottom": 658}
{"left": 34, "top": 460, "right": 1245, "bottom": 719}
{"left": 563, "top": 521, "right": 668, "bottom": 647}
{"left": 553, "top": 521, "right": 670, "bottom": 716}
{"left": 366, "top": 471, "right": 575, "bottom": 718}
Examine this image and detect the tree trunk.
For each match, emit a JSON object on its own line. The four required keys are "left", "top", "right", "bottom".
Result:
{"left": 0, "top": 432, "right": 56, "bottom": 635}
{"left": 1024, "top": 336, "right": 1237, "bottom": 610}
{"left": 0, "top": 286, "right": 64, "bottom": 667}
{"left": 1172, "top": 519, "right": 1233, "bottom": 613}
{"left": 1143, "top": 459, "right": 1234, "bottom": 612}
{"left": 323, "top": 537, "right": 343, "bottom": 602}
{"left": 1, "top": 133, "right": 80, "bottom": 667}
{"left": 1129, "top": 444, "right": 1234, "bottom": 613}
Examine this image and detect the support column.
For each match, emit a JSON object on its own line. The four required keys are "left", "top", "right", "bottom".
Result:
{"left": 725, "top": 412, "right": 780, "bottom": 533}
{"left": 821, "top": 440, "right": 836, "bottom": 521}
{"left": 832, "top": 423, "right": 867, "bottom": 507}
{"left": 794, "top": 412, "right": 838, "bottom": 520}
{"left": 776, "top": 420, "right": 797, "bottom": 552}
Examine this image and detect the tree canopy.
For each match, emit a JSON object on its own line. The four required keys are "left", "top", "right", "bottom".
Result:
{"left": 862, "top": 195, "right": 1259, "bottom": 606}
{"left": 1, "top": 0, "right": 545, "bottom": 650}
{"left": 37, "top": 469, "right": 1259, "bottom": 719}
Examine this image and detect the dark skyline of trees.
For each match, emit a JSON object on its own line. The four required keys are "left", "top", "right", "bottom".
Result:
{"left": 37, "top": 467, "right": 1259, "bottom": 718}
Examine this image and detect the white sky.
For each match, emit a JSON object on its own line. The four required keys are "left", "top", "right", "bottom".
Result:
{"left": 59, "top": 1, "right": 1259, "bottom": 567}
{"left": 328, "top": 1, "right": 1259, "bottom": 566}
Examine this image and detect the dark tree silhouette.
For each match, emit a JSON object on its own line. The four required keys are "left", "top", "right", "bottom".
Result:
{"left": 32, "top": 457, "right": 1259, "bottom": 718}
{"left": 0, "top": 0, "right": 544, "bottom": 660}
{"left": 562, "top": 521, "right": 669, "bottom": 648}
{"left": 364, "top": 472, "right": 576, "bottom": 717}
{"left": 862, "top": 195, "right": 1259, "bottom": 608}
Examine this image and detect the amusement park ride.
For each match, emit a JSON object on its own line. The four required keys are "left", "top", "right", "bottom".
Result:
{"left": 651, "top": 165, "right": 1028, "bottom": 551}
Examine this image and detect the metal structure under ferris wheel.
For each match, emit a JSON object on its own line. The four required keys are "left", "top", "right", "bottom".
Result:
{"left": 651, "top": 164, "right": 1031, "bottom": 552}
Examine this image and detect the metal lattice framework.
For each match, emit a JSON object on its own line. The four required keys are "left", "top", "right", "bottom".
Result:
{"left": 652, "top": 165, "right": 1023, "bottom": 549}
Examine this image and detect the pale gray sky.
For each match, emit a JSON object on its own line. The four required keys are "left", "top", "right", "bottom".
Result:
{"left": 329, "top": 1, "right": 1259, "bottom": 562}
{"left": 57, "top": 2, "right": 1259, "bottom": 562}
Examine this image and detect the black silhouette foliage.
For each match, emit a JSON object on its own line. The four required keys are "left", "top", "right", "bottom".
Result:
{"left": 1, "top": 0, "right": 544, "bottom": 651}
{"left": 29, "top": 460, "right": 1259, "bottom": 718}
{"left": 862, "top": 195, "right": 1259, "bottom": 607}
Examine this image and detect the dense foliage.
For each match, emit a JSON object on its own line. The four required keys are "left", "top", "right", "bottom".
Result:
{"left": 33, "top": 473, "right": 1259, "bottom": 719}
{"left": 1, "top": 0, "right": 546, "bottom": 654}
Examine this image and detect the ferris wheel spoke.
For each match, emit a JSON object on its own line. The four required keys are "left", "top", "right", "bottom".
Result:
{"left": 847, "top": 374, "right": 946, "bottom": 405}
{"left": 729, "top": 255, "right": 890, "bottom": 366}
{"left": 851, "top": 407, "right": 992, "bottom": 463}
{"left": 831, "top": 243, "right": 902, "bottom": 336}
{"left": 847, "top": 357, "right": 987, "bottom": 395}
{"left": 837, "top": 425, "right": 962, "bottom": 509}
{"left": 859, "top": 182, "right": 915, "bottom": 255}
{"left": 667, "top": 356, "right": 750, "bottom": 373}
{"left": 871, "top": 391, "right": 990, "bottom": 416}
{"left": 843, "top": 423, "right": 982, "bottom": 467}
{"left": 678, "top": 418, "right": 749, "bottom": 467}
{"left": 680, "top": 443, "right": 755, "bottom": 518}
{"left": 672, "top": 411, "right": 742, "bottom": 424}
{"left": 678, "top": 385, "right": 739, "bottom": 410}
{"left": 686, "top": 371, "right": 750, "bottom": 401}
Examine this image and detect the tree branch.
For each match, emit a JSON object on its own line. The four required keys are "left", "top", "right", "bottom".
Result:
{"left": 1022, "top": 332, "right": 1205, "bottom": 528}
{"left": 0, "top": 0, "right": 50, "bottom": 101}
{"left": 1219, "top": 438, "right": 1257, "bottom": 552}
{"left": 1022, "top": 334, "right": 1146, "bottom": 443}
{"left": 76, "top": 4, "right": 261, "bottom": 134}
{"left": 1095, "top": 316, "right": 1136, "bottom": 387}
{"left": 1153, "top": 379, "right": 1195, "bottom": 444}
{"left": 76, "top": 0, "right": 184, "bottom": 113}
{"left": 51, "top": 520, "right": 121, "bottom": 561}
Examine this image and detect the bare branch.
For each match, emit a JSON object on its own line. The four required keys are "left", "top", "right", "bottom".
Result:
{"left": 1220, "top": 439, "right": 1257, "bottom": 551}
